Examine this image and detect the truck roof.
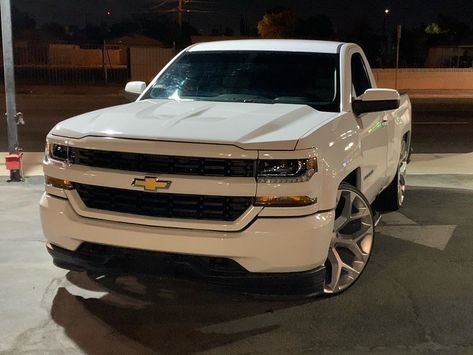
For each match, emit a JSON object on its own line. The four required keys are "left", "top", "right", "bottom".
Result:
{"left": 188, "top": 39, "right": 345, "bottom": 54}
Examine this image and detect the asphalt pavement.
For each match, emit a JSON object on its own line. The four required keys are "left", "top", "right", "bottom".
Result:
{"left": 0, "top": 175, "right": 472, "bottom": 354}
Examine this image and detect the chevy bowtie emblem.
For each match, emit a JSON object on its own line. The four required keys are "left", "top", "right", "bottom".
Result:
{"left": 132, "top": 177, "right": 171, "bottom": 191}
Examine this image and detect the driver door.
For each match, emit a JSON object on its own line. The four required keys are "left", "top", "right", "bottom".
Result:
{"left": 350, "top": 52, "right": 389, "bottom": 203}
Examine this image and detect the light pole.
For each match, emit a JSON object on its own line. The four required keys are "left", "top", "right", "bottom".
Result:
{"left": 383, "top": 8, "right": 390, "bottom": 33}
{"left": 1, "top": 0, "right": 22, "bottom": 182}
{"left": 395, "top": 24, "right": 402, "bottom": 89}
{"left": 383, "top": 8, "right": 390, "bottom": 68}
{"left": 178, "top": 0, "right": 184, "bottom": 30}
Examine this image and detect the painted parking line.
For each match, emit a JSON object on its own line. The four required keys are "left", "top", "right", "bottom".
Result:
{"left": 378, "top": 225, "right": 456, "bottom": 251}
{"left": 379, "top": 211, "right": 417, "bottom": 225}
{"left": 379, "top": 211, "right": 456, "bottom": 251}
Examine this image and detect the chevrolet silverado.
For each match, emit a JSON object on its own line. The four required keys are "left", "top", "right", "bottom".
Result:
{"left": 40, "top": 40, "right": 411, "bottom": 296}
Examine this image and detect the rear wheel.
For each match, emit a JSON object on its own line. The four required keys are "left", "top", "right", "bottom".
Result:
{"left": 375, "top": 139, "right": 409, "bottom": 212}
{"left": 324, "top": 183, "right": 375, "bottom": 294}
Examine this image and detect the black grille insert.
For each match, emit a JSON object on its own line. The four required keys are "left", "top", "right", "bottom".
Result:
{"left": 68, "top": 147, "right": 256, "bottom": 178}
{"left": 75, "top": 183, "right": 254, "bottom": 222}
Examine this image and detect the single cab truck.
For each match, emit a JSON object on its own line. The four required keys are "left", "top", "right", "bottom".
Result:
{"left": 40, "top": 40, "right": 411, "bottom": 296}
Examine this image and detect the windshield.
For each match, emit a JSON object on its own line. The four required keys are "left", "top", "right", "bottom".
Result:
{"left": 142, "top": 51, "right": 340, "bottom": 112}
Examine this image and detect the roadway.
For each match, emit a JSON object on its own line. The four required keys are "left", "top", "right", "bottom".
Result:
{"left": 411, "top": 98, "right": 473, "bottom": 153}
{"left": 0, "top": 89, "right": 473, "bottom": 153}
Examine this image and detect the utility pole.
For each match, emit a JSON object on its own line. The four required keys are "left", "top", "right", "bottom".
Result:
{"left": 178, "top": 0, "right": 184, "bottom": 29}
{"left": 150, "top": 0, "right": 213, "bottom": 30}
{"left": 395, "top": 24, "right": 402, "bottom": 90}
{"left": 1, "top": 0, "right": 22, "bottom": 182}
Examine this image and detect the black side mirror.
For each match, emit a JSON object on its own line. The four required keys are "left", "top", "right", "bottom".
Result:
{"left": 352, "top": 88, "right": 400, "bottom": 116}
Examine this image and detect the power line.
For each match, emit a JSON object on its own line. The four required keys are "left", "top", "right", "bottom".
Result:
{"left": 150, "top": 0, "right": 215, "bottom": 29}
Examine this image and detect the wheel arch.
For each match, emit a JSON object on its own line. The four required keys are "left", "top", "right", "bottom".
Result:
{"left": 340, "top": 167, "right": 361, "bottom": 190}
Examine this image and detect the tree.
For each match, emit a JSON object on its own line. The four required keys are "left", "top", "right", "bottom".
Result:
{"left": 298, "top": 15, "right": 334, "bottom": 40}
{"left": 425, "top": 22, "right": 445, "bottom": 35}
{"left": 399, "top": 26, "right": 428, "bottom": 67}
{"left": 109, "top": 20, "right": 141, "bottom": 39}
{"left": 133, "top": 12, "right": 198, "bottom": 48}
{"left": 257, "top": 9, "right": 298, "bottom": 39}
{"left": 341, "top": 18, "right": 384, "bottom": 67}
{"left": 240, "top": 15, "right": 249, "bottom": 36}
{"left": 425, "top": 15, "right": 471, "bottom": 44}
{"left": 40, "top": 23, "right": 68, "bottom": 41}
{"left": 4, "top": 6, "right": 36, "bottom": 40}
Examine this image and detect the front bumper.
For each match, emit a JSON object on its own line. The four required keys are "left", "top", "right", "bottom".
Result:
{"left": 40, "top": 192, "right": 334, "bottom": 293}
{"left": 47, "top": 242, "right": 326, "bottom": 296}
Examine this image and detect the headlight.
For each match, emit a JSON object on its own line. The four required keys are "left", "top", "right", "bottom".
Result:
{"left": 257, "top": 158, "right": 317, "bottom": 183}
{"left": 47, "top": 143, "right": 74, "bottom": 162}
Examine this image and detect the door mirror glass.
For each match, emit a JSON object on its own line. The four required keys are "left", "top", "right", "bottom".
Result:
{"left": 124, "top": 81, "right": 146, "bottom": 101}
{"left": 352, "top": 88, "right": 400, "bottom": 115}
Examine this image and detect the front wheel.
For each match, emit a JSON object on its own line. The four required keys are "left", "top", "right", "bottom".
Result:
{"left": 324, "top": 183, "right": 375, "bottom": 294}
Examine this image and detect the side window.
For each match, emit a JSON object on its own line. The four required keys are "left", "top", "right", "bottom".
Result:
{"left": 351, "top": 53, "right": 372, "bottom": 98}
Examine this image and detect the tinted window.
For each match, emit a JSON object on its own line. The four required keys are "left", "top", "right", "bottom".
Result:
{"left": 142, "top": 51, "right": 340, "bottom": 112}
{"left": 351, "top": 53, "right": 372, "bottom": 97}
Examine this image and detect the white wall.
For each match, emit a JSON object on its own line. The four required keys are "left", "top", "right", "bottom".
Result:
{"left": 373, "top": 68, "right": 473, "bottom": 90}
{"left": 130, "top": 47, "right": 175, "bottom": 82}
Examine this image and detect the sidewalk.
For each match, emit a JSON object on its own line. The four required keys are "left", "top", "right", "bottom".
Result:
{"left": 406, "top": 89, "right": 473, "bottom": 99}
{"left": 0, "top": 84, "right": 125, "bottom": 97}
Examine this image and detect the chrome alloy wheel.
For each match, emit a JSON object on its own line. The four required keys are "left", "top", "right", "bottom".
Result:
{"left": 324, "top": 184, "right": 374, "bottom": 294}
{"left": 397, "top": 141, "right": 409, "bottom": 207}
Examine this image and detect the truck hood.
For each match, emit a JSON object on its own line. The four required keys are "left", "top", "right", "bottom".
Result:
{"left": 51, "top": 99, "right": 339, "bottom": 150}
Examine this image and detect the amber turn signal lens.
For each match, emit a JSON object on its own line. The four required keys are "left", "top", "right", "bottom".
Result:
{"left": 45, "top": 176, "right": 74, "bottom": 190}
{"left": 255, "top": 195, "right": 316, "bottom": 207}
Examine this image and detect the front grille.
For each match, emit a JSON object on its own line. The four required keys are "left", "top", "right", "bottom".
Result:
{"left": 75, "top": 183, "right": 254, "bottom": 221}
{"left": 69, "top": 147, "right": 256, "bottom": 178}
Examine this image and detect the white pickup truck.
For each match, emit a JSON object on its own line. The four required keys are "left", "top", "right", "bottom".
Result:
{"left": 40, "top": 40, "right": 411, "bottom": 296}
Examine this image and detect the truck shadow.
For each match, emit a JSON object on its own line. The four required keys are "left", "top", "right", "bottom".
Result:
{"left": 50, "top": 271, "right": 310, "bottom": 354}
{"left": 47, "top": 187, "right": 473, "bottom": 353}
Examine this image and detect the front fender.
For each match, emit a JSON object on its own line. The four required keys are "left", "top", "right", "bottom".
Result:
{"left": 297, "top": 113, "right": 363, "bottom": 211}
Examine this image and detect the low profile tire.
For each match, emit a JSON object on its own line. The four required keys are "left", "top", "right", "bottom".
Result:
{"left": 375, "top": 140, "right": 409, "bottom": 212}
{"left": 324, "top": 182, "right": 375, "bottom": 294}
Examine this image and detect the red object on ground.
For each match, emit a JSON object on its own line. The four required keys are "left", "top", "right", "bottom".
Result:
{"left": 5, "top": 153, "right": 23, "bottom": 171}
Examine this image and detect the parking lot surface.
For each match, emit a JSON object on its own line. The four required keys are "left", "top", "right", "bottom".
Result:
{"left": 0, "top": 173, "right": 472, "bottom": 355}
{"left": 1, "top": 91, "right": 472, "bottom": 354}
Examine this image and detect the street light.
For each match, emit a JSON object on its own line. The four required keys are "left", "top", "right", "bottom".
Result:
{"left": 383, "top": 8, "right": 391, "bottom": 68}
{"left": 383, "top": 8, "right": 390, "bottom": 33}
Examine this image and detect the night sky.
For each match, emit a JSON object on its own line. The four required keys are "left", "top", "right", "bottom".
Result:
{"left": 13, "top": 0, "right": 473, "bottom": 33}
